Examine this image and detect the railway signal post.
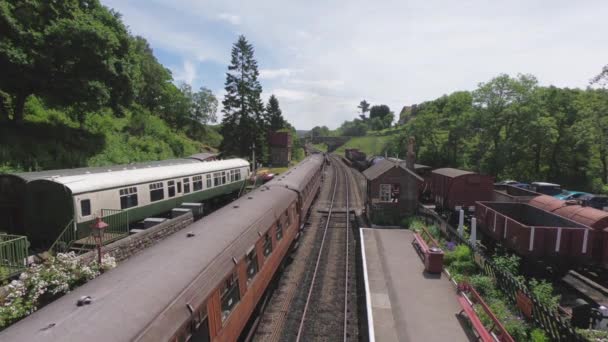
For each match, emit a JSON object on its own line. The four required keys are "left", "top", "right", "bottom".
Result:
{"left": 91, "top": 217, "right": 108, "bottom": 266}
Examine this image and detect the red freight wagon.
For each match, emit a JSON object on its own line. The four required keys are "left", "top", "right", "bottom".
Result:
{"left": 476, "top": 201, "right": 593, "bottom": 260}
{"left": 431, "top": 168, "right": 494, "bottom": 212}
{"left": 528, "top": 196, "right": 608, "bottom": 266}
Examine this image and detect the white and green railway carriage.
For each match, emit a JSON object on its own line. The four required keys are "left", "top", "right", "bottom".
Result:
{"left": 23, "top": 158, "right": 250, "bottom": 247}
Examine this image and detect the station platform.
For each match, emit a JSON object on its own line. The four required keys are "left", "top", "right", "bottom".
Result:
{"left": 360, "top": 228, "right": 472, "bottom": 341}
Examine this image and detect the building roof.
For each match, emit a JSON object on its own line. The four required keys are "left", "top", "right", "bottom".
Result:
{"left": 363, "top": 159, "right": 423, "bottom": 181}
{"left": 35, "top": 158, "right": 249, "bottom": 195}
{"left": 6, "top": 159, "right": 201, "bottom": 182}
{"left": 188, "top": 152, "right": 219, "bottom": 161}
{"left": 383, "top": 157, "right": 431, "bottom": 170}
{"left": 432, "top": 168, "right": 474, "bottom": 178}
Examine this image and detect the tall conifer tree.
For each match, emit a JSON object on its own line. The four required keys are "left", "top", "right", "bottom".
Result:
{"left": 266, "top": 94, "right": 285, "bottom": 131}
{"left": 220, "top": 35, "right": 265, "bottom": 162}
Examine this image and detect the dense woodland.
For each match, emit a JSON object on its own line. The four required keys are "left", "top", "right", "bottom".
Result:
{"left": 0, "top": 1, "right": 297, "bottom": 173}
{"left": 318, "top": 74, "right": 608, "bottom": 193}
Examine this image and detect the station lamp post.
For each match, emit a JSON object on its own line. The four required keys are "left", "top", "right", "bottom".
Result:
{"left": 91, "top": 217, "right": 108, "bottom": 266}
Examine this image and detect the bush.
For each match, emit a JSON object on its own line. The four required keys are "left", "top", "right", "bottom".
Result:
{"left": 469, "top": 275, "right": 498, "bottom": 299}
{"left": 444, "top": 244, "right": 472, "bottom": 266}
{"left": 450, "top": 260, "right": 477, "bottom": 275}
{"left": 529, "top": 279, "right": 560, "bottom": 311}
{"left": 530, "top": 328, "right": 549, "bottom": 342}
{"left": 493, "top": 253, "right": 520, "bottom": 275}
{"left": 0, "top": 253, "right": 117, "bottom": 328}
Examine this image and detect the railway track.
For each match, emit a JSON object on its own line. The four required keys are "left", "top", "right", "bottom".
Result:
{"left": 253, "top": 155, "right": 360, "bottom": 342}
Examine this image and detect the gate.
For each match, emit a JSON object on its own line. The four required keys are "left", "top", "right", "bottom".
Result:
{"left": 101, "top": 209, "right": 129, "bottom": 245}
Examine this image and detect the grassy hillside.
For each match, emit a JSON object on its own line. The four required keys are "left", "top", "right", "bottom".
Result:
{"left": 0, "top": 97, "right": 220, "bottom": 172}
{"left": 334, "top": 130, "right": 400, "bottom": 156}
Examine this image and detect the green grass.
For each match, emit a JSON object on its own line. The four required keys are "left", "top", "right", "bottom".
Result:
{"left": 311, "top": 143, "right": 328, "bottom": 152}
{"left": 334, "top": 135, "right": 395, "bottom": 156}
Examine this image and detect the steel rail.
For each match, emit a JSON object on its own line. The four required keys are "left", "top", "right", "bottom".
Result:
{"left": 295, "top": 157, "right": 341, "bottom": 342}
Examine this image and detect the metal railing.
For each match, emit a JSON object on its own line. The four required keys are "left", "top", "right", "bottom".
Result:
{"left": 417, "top": 206, "right": 587, "bottom": 342}
{"left": 0, "top": 234, "right": 29, "bottom": 280}
{"left": 48, "top": 219, "right": 76, "bottom": 255}
{"left": 100, "top": 209, "right": 129, "bottom": 244}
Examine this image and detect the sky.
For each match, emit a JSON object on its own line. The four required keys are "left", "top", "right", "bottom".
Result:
{"left": 102, "top": 0, "right": 608, "bottom": 130}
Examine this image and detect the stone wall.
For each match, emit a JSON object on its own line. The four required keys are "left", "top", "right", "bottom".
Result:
{"left": 78, "top": 212, "right": 194, "bottom": 264}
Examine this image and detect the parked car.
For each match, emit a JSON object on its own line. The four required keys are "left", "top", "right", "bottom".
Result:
{"left": 531, "top": 182, "right": 562, "bottom": 196}
{"left": 555, "top": 191, "right": 591, "bottom": 201}
{"left": 512, "top": 182, "right": 531, "bottom": 190}
{"left": 580, "top": 194, "right": 608, "bottom": 211}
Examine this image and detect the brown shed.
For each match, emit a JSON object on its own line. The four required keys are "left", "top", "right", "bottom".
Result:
{"left": 268, "top": 131, "right": 292, "bottom": 167}
{"left": 363, "top": 159, "right": 422, "bottom": 224}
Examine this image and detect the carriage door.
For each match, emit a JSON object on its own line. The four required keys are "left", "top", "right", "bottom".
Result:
{"left": 177, "top": 181, "right": 182, "bottom": 196}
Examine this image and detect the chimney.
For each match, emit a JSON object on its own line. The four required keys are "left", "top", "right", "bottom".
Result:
{"left": 406, "top": 136, "right": 416, "bottom": 170}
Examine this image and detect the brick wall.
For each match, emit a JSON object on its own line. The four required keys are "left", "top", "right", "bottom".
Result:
{"left": 78, "top": 212, "right": 194, "bottom": 264}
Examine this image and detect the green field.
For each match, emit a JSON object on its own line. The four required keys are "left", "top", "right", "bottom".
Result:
{"left": 334, "top": 134, "right": 395, "bottom": 156}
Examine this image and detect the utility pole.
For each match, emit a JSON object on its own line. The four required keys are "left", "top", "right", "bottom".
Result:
{"left": 252, "top": 142, "right": 256, "bottom": 175}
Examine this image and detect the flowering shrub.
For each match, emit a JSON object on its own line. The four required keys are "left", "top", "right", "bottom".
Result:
{"left": 0, "top": 252, "right": 117, "bottom": 328}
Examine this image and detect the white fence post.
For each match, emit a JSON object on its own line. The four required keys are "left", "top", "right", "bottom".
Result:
{"left": 470, "top": 218, "right": 477, "bottom": 244}
{"left": 458, "top": 209, "right": 464, "bottom": 237}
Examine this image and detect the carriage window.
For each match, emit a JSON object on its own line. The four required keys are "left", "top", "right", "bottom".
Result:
{"left": 246, "top": 248, "right": 258, "bottom": 283}
{"left": 206, "top": 174, "right": 212, "bottom": 188}
{"left": 222, "top": 171, "right": 227, "bottom": 184}
{"left": 183, "top": 178, "right": 190, "bottom": 194}
{"left": 276, "top": 221, "right": 283, "bottom": 241}
{"left": 263, "top": 233, "right": 273, "bottom": 257}
{"left": 119, "top": 187, "right": 138, "bottom": 209}
{"left": 286, "top": 209, "right": 291, "bottom": 228}
{"left": 168, "top": 181, "right": 176, "bottom": 198}
{"left": 177, "top": 182, "right": 182, "bottom": 193}
{"left": 214, "top": 172, "right": 222, "bottom": 187}
{"left": 80, "top": 199, "right": 91, "bottom": 217}
{"left": 229, "top": 170, "right": 235, "bottom": 182}
{"left": 220, "top": 273, "right": 240, "bottom": 322}
{"left": 193, "top": 176, "right": 203, "bottom": 191}
{"left": 235, "top": 169, "right": 241, "bottom": 181}
{"left": 150, "top": 182, "right": 164, "bottom": 202}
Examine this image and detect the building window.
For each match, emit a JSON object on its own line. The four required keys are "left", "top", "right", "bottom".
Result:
{"left": 150, "top": 182, "right": 164, "bottom": 202}
{"left": 276, "top": 221, "right": 283, "bottom": 241}
{"left": 119, "top": 187, "right": 138, "bottom": 209}
{"left": 183, "top": 178, "right": 191, "bottom": 194}
{"left": 220, "top": 273, "right": 240, "bottom": 322}
{"left": 206, "top": 174, "right": 212, "bottom": 188}
{"left": 80, "top": 199, "right": 91, "bottom": 217}
{"left": 263, "top": 233, "right": 273, "bottom": 257}
{"left": 214, "top": 172, "right": 222, "bottom": 187}
{"left": 246, "top": 248, "right": 258, "bottom": 283}
{"left": 168, "top": 180, "right": 176, "bottom": 198}
{"left": 379, "top": 184, "right": 391, "bottom": 202}
{"left": 193, "top": 175, "right": 203, "bottom": 191}
{"left": 379, "top": 184, "right": 400, "bottom": 202}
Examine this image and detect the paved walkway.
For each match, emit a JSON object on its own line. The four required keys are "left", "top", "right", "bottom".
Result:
{"left": 361, "top": 228, "right": 473, "bottom": 342}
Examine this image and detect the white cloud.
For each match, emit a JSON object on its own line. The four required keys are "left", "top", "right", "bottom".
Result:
{"left": 259, "top": 68, "right": 300, "bottom": 79}
{"left": 104, "top": 0, "right": 608, "bottom": 129}
{"left": 217, "top": 12, "right": 241, "bottom": 25}
{"left": 173, "top": 60, "right": 197, "bottom": 85}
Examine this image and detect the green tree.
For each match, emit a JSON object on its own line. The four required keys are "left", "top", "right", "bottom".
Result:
{"left": 220, "top": 35, "right": 266, "bottom": 162}
{"left": 0, "top": 0, "right": 133, "bottom": 123}
{"left": 358, "top": 100, "right": 370, "bottom": 120}
{"left": 266, "top": 94, "right": 285, "bottom": 131}
{"left": 370, "top": 104, "right": 391, "bottom": 120}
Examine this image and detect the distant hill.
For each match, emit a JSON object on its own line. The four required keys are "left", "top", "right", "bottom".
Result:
{"left": 296, "top": 130, "right": 310, "bottom": 138}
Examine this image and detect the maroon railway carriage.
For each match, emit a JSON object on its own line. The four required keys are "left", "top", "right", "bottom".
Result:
{"left": 431, "top": 168, "right": 494, "bottom": 212}
{"left": 0, "top": 155, "right": 325, "bottom": 342}
{"left": 476, "top": 201, "right": 593, "bottom": 260}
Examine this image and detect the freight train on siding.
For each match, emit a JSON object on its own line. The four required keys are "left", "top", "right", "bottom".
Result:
{"left": 0, "top": 156, "right": 249, "bottom": 248}
{"left": 0, "top": 154, "right": 326, "bottom": 342}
